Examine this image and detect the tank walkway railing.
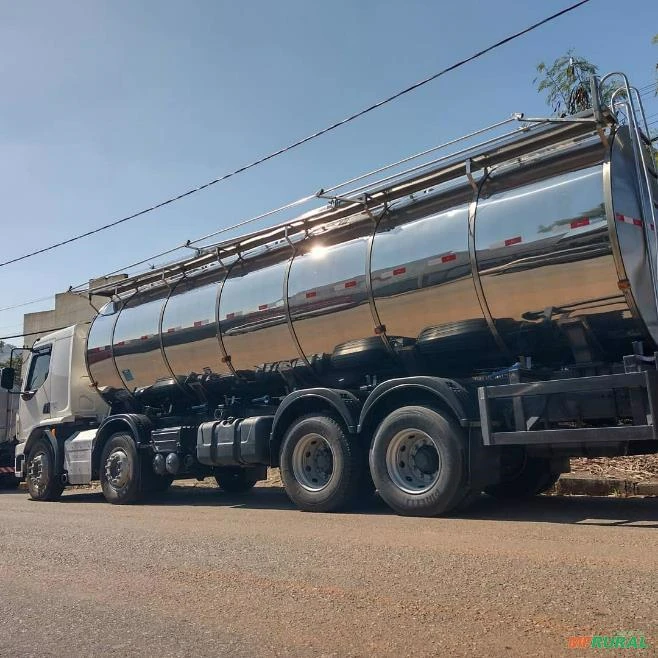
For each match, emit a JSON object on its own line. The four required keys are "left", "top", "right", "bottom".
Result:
{"left": 87, "top": 103, "right": 614, "bottom": 300}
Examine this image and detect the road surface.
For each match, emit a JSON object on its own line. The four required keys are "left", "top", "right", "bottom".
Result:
{"left": 1, "top": 483, "right": 657, "bottom": 657}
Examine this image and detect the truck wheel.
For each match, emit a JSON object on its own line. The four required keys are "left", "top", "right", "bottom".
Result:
{"left": 279, "top": 415, "right": 361, "bottom": 512}
{"left": 100, "top": 433, "right": 143, "bottom": 505}
{"left": 484, "top": 456, "right": 560, "bottom": 500}
{"left": 26, "top": 438, "right": 64, "bottom": 501}
{"left": 369, "top": 406, "right": 465, "bottom": 516}
{"left": 215, "top": 468, "right": 258, "bottom": 493}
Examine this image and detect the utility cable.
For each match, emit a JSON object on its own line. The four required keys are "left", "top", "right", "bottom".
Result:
{"left": 0, "top": 322, "right": 91, "bottom": 342}
{"left": 0, "top": 0, "right": 592, "bottom": 270}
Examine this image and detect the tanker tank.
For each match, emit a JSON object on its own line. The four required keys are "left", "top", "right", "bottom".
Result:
{"left": 85, "top": 121, "right": 658, "bottom": 399}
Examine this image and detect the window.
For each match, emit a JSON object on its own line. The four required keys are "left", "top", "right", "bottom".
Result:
{"left": 26, "top": 349, "right": 51, "bottom": 391}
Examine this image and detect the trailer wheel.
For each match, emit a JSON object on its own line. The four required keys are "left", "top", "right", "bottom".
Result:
{"left": 369, "top": 406, "right": 465, "bottom": 516}
{"left": 484, "top": 456, "right": 560, "bottom": 500}
{"left": 25, "top": 438, "right": 64, "bottom": 501}
{"left": 100, "top": 432, "right": 143, "bottom": 505}
{"left": 279, "top": 415, "right": 361, "bottom": 512}
{"left": 215, "top": 468, "right": 259, "bottom": 493}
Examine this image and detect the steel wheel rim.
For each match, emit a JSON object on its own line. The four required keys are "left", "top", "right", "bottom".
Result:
{"left": 386, "top": 429, "right": 440, "bottom": 494}
{"left": 292, "top": 433, "right": 334, "bottom": 492}
{"left": 28, "top": 449, "right": 49, "bottom": 496}
{"left": 105, "top": 449, "right": 131, "bottom": 489}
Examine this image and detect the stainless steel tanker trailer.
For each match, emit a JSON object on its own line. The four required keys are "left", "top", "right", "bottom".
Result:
{"left": 5, "top": 74, "right": 658, "bottom": 515}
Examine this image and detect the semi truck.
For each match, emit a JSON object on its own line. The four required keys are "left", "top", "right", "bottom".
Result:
{"left": 3, "top": 74, "right": 658, "bottom": 516}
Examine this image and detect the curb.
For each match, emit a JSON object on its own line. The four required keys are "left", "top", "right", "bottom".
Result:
{"left": 554, "top": 473, "right": 658, "bottom": 497}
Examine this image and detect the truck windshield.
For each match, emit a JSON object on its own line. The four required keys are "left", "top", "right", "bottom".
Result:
{"left": 26, "top": 350, "right": 51, "bottom": 391}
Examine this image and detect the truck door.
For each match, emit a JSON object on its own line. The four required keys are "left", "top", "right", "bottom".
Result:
{"left": 19, "top": 345, "right": 52, "bottom": 439}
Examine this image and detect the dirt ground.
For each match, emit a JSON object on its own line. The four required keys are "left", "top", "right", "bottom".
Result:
{"left": 2, "top": 483, "right": 658, "bottom": 657}
{"left": 570, "top": 454, "right": 658, "bottom": 482}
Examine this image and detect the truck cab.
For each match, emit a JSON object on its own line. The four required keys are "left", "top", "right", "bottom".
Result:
{"left": 14, "top": 324, "right": 108, "bottom": 480}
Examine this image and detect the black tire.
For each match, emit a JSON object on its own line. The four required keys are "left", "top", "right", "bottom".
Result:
{"left": 279, "top": 414, "right": 362, "bottom": 512}
{"left": 99, "top": 433, "right": 143, "bottom": 505}
{"left": 214, "top": 468, "right": 258, "bottom": 493}
{"left": 416, "top": 319, "right": 493, "bottom": 355}
{"left": 484, "top": 456, "right": 560, "bottom": 500}
{"left": 330, "top": 337, "right": 391, "bottom": 370}
{"left": 369, "top": 406, "right": 465, "bottom": 517}
{"left": 26, "top": 438, "right": 64, "bottom": 501}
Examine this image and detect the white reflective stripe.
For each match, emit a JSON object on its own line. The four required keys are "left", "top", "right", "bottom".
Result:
{"left": 615, "top": 213, "right": 642, "bottom": 227}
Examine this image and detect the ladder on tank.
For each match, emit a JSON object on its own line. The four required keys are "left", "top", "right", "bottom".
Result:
{"left": 601, "top": 73, "right": 658, "bottom": 316}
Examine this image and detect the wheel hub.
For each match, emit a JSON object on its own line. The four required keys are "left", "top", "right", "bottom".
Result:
{"left": 105, "top": 449, "right": 130, "bottom": 489}
{"left": 28, "top": 451, "right": 46, "bottom": 494}
{"left": 292, "top": 433, "right": 334, "bottom": 492}
{"left": 413, "top": 445, "right": 439, "bottom": 474}
{"left": 386, "top": 429, "right": 441, "bottom": 495}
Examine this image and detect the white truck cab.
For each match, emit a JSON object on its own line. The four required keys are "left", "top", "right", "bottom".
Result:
{"left": 14, "top": 324, "right": 108, "bottom": 485}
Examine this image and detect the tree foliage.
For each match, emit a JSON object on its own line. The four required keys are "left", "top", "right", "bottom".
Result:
{"left": 534, "top": 50, "right": 612, "bottom": 116}
{"left": 0, "top": 354, "right": 22, "bottom": 373}
{"left": 0, "top": 341, "right": 23, "bottom": 375}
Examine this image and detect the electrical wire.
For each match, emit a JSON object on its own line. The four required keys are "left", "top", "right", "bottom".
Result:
{"left": 0, "top": 296, "right": 59, "bottom": 313}
{"left": 0, "top": 322, "right": 91, "bottom": 342}
{"left": 0, "top": 0, "right": 592, "bottom": 271}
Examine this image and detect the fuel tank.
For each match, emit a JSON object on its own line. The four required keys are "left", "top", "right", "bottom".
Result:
{"left": 86, "top": 123, "right": 658, "bottom": 394}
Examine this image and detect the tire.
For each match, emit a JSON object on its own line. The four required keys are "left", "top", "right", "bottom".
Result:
{"left": 214, "top": 468, "right": 258, "bottom": 493}
{"left": 484, "top": 456, "right": 560, "bottom": 500}
{"left": 416, "top": 319, "right": 493, "bottom": 355}
{"left": 330, "top": 337, "right": 391, "bottom": 370}
{"left": 26, "top": 438, "right": 64, "bottom": 501}
{"left": 369, "top": 406, "right": 465, "bottom": 517}
{"left": 99, "top": 433, "right": 143, "bottom": 505}
{"left": 279, "top": 414, "right": 362, "bottom": 512}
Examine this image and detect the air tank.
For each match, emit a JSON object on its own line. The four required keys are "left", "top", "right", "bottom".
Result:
{"left": 86, "top": 123, "right": 658, "bottom": 395}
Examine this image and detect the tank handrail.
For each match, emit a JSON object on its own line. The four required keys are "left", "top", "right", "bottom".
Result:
{"left": 603, "top": 72, "right": 658, "bottom": 317}
{"left": 82, "top": 116, "right": 524, "bottom": 295}
{"left": 316, "top": 112, "right": 603, "bottom": 203}
{"left": 88, "top": 109, "right": 612, "bottom": 299}
{"left": 322, "top": 116, "right": 518, "bottom": 196}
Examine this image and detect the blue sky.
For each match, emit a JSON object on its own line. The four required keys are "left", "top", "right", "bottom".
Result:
{"left": 1, "top": 0, "right": 656, "bottom": 338}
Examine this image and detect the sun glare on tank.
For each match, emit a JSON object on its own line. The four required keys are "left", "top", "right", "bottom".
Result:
{"left": 309, "top": 244, "right": 328, "bottom": 259}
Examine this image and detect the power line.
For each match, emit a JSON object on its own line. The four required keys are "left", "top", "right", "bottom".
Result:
{"left": 0, "top": 0, "right": 592, "bottom": 271}
{"left": 0, "top": 322, "right": 91, "bottom": 342}
{"left": 0, "top": 296, "right": 58, "bottom": 313}
{"left": 6, "top": 77, "right": 655, "bottom": 309}
{"left": 68, "top": 192, "right": 320, "bottom": 291}
{"left": 4, "top": 116, "right": 525, "bottom": 305}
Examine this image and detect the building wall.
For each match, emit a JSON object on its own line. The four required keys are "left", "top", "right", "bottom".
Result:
{"left": 23, "top": 275, "right": 127, "bottom": 347}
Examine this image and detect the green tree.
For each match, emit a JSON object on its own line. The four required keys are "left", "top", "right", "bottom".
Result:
{"left": 0, "top": 354, "right": 22, "bottom": 373}
{"left": 0, "top": 341, "right": 23, "bottom": 380}
{"left": 534, "top": 50, "right": 612, "bottom": 116}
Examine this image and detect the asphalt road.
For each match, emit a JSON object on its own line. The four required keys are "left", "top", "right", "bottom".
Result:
{"left": 1, "top": 484, "right": 657, "bottom": 657}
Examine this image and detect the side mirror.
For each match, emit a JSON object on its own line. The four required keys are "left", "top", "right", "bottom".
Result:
{"left": 0, "top": 367, "right": 16, "bottom": 390}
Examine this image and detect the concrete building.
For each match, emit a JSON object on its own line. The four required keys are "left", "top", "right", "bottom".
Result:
{"left": 23, "top": 275, "right": 127, "bottom": 346}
